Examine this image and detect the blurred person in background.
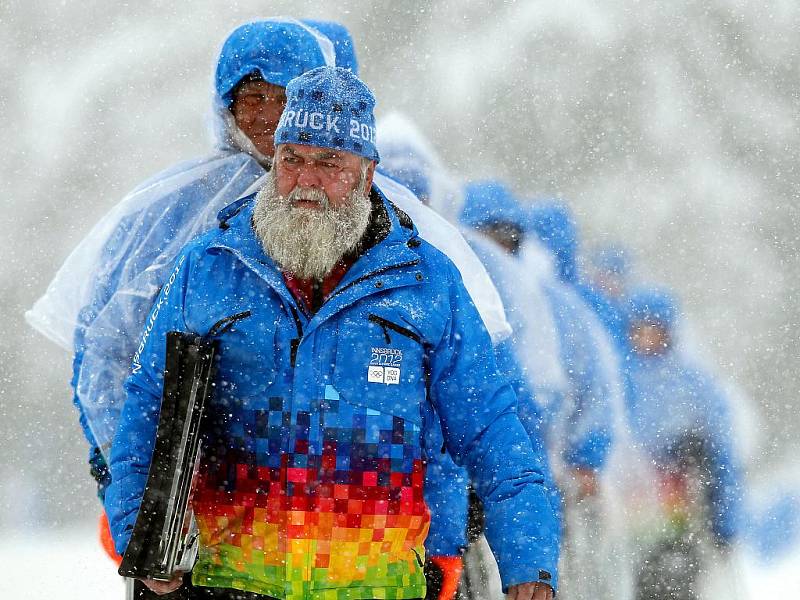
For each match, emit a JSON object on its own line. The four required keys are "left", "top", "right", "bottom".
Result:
{"left": 105, "top": 66, "right": 559, "bottom": 600}
{"left": 622, "top": 287, "right": 744, "bottom": 600}
{"left": 378, "top": 115, "right": 562, "bottom": 600}
{"left": 25, "top": 19, "right": 510, "bottom": 590}
{"left": 29, "top": 17, "right": 335, "bottom": 507}
{"left": 478, "top": 196, "right": 624, "bottom": 600}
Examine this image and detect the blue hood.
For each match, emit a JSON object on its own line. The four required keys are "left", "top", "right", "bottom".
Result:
{"left": 302, "top": 19, "right": 359, "bottom": 73}
{"left": 215, "top": 20, "right": 331, "bottom": 107}
{"left": 460, "top": 180, "right": 524, "bottom": 230}
{"left": 526, "top": 201, "right": 579, "bottom": 283}
{"left": 590, "top": 243, "right": 632, "bottom": 278}
{"left": 211, "top": 19, "right": 354, "bottom": 156}
{"left": 627, "top": 286, "right": 679, "bottom": 329}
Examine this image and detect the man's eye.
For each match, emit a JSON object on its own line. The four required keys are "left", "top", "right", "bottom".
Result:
{"left": 240, "top": 95, "right": 264, "bottom": 106}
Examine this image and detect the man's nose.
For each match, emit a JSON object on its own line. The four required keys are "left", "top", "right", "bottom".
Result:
{"left": 296, "top": 163, "right": 323, "bottom": 187}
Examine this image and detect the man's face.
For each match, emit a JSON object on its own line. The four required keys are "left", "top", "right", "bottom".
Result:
{"left": 252, "top": 144, "right": 375, "bottom": 280}
{"left": 274, "top": 143, "right": 375, "bottom": 209}
{"left": 231, "top": 80, "right": 287, "bottom": 158}
{"left": 629, "top": 321, "right": 671, "bottom": 356}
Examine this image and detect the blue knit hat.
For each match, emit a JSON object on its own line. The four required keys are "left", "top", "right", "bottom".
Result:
{"left": 274, "top": 66, "right": 379, "bottom": 162}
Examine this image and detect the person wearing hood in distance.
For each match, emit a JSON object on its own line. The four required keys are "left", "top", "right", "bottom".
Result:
{"left": 476, "top": 192, "right": 621, "bottom": 498}
{"left": 378, "top": 115, "right": 562, "bottom": 600}
{"left": 623, "top": 287, "right": 744, "bottom": 599}
{"left": 25, "top": 18, "right": 511, "bottom": 563}
{"left": 105, "top": 66, "right": 559, "bottom": 600}
{"left": 492, "top": 197, "right": 625, "bottom": 600}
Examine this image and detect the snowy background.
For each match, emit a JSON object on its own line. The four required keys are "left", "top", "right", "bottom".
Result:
{"left": 1, "top": 1, "right": 799, "bottom": 597}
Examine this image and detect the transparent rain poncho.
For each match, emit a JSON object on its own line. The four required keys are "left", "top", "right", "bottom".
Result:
{"left": 25, "top": 22, "right": 510, "bottom": 459}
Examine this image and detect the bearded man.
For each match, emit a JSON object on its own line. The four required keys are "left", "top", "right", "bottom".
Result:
{"left": 105, "top": 67, "right": 558, "bottom": 600}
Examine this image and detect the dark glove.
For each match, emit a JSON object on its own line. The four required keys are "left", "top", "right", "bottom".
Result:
{"left": 89, "top": 446, "right": 111, "bottom": 501}
{"left": 466, "top": 487, "right": 485, "bottom": 543}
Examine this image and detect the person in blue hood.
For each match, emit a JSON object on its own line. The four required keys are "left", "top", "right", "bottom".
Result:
{"left": 623, "top": 287, "right": 743, "bottom": 546}
{"left": 380, "top": 139, "right": 561, "bottom": 599}
{"left": 67, "top": 19, "right": 335, "bottom": 500}
{"left": 472, "top": 193, "right": 621, "bottom": 496}
{"left": 105, "top": 66, "right": 559, "bottom": 600}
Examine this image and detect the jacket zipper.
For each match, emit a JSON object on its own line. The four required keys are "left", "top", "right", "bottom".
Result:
{"left": 288, "top": 305, "right": 304, "bottom": 368}
{"left": 411, "top": 547, "right": 424, "bottom": 568}
{"left": 368, "top": 314, "right": 422, "bottom": 345}
{"left": 207, "top": 311, "right": 252, "bottom": 337}
{"left": 329, "top": 260, "right": 420, "bottom": 301}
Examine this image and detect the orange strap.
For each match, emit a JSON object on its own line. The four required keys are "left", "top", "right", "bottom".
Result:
{"left": 99, "top": 512, "right": 123, "bottom": 565}
{"left": 430, "top": 555, "right": 463, "bottom": 600}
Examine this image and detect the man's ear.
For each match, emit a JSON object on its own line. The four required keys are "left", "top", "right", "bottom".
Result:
{"left": 364, "top": 160, "right": 377, "bottom": 191}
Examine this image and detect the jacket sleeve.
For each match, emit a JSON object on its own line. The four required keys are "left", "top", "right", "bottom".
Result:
{"left": 496, "top": 340, "right": 563, "bottom": 528}
{"left": 103, "top": 251, "right": 193, "bottom": 555}
{"left": 553, "top": 294, "right": 616, "bottom": 471}
{"left": 427, "top": 263, "right": 560, "bottom": 591}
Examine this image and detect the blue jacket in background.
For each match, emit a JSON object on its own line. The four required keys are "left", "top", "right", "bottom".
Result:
{"left": 105, "top": 190, "right": 559, "bottom": 595}
{"left": 624, "top": 350, "right": 743, "bottom": 542}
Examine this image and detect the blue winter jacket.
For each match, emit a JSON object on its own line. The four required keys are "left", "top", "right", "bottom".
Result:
{"left": 624, "top": 350, "right": 743, "bottom": 543}
{"left": 105, "top": 190, "right": 559, "bottom": 598}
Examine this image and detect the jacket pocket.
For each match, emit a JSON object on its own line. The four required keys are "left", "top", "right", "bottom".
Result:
{"left": 331, "top": 310, "right": 427, "bottom": 425}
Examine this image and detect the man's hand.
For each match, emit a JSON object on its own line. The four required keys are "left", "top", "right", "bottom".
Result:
{"left": 141, "top": 572, "right": 184, "bottom": 595}
{"left": 507, "top": 582, "right": 554, "bottom": 600}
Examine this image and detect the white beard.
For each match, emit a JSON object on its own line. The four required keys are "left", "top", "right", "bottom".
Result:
{"left": 252, "top": 170, "right": 372, "bottom": 280}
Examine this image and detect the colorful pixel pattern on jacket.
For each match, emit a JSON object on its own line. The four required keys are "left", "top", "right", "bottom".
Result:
{"left": 191, "top": 384, "right": 428, "bottom": 599}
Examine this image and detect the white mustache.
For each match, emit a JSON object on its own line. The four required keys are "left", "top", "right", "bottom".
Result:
{"left": 287, "top": 186, "right": 330, "bottom": 208}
